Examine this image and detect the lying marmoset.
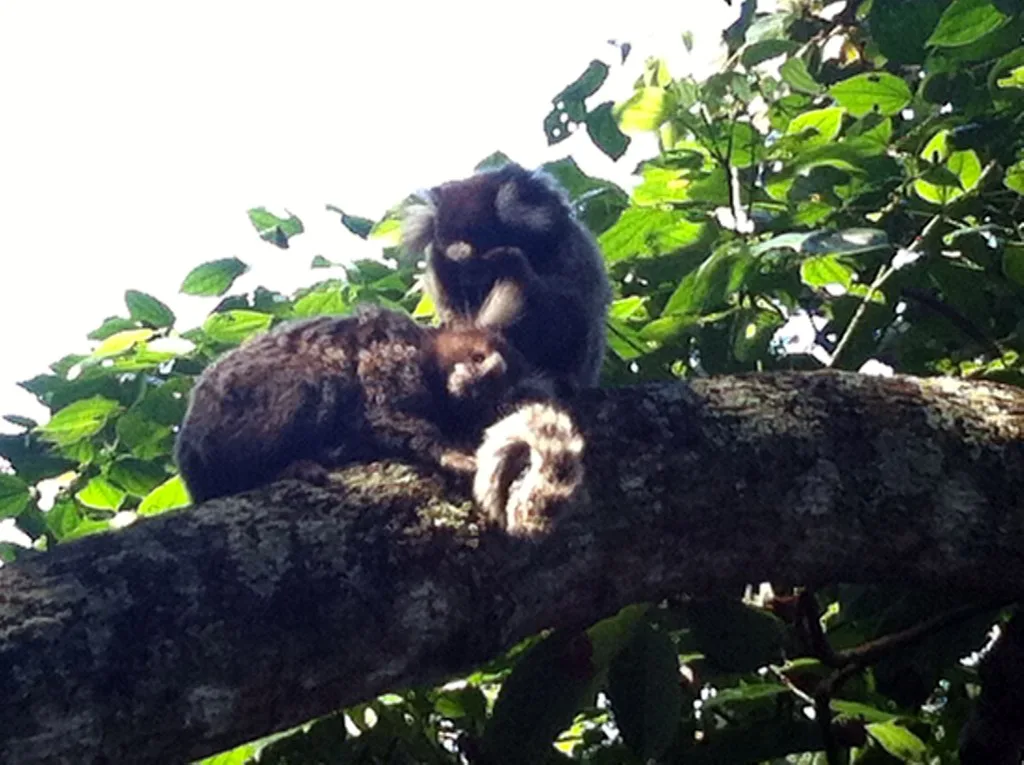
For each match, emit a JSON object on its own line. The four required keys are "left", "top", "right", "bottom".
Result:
{"left": 402, "top": 162, "right": 612, "bottom": 391}
{"left": 175, "top": 307, "right": 585, "bottom": 535}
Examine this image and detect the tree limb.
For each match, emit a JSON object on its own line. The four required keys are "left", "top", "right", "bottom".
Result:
{"left": 1, "top": 371, "right": 1023, "bottom": 764}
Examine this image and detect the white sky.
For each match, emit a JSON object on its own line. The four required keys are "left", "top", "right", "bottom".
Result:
{"left": 0, "top": 1, "right": 736, "bottom": 427}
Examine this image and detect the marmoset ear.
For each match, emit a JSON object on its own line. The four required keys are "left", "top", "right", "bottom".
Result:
{"left": 401, "top": 191, "right": 437, "bottom": 255}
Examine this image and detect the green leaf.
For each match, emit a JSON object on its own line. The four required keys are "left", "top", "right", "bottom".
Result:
{"left": 0, "top": 474, "right": 31, "bottom": 519}
{"left": 914, "top": 130, "right": 982, "bottom": 204}
{"left": 37, "top": 396, "right": 121, "bottom": 447}
{"left": 787, "top": 107, "right": 844, "bottom": 148}
{"left": 615, "top": 87, "right": 674, "bottom": 133}
{"left": 869, "top": 0, "right": 946, "bottom": 64}
{"left": 1003, "top": 244, "right": 1024, "bottom": 285}
{"left": 46, "top": 498, "right": 83, "bottom": 540}
{"left": 663, "top": 245, "right": 751, "bottom": 316}
{"left": 87, "top": 316, "right": 138, "bottom": 341}
{"left": 800, "top": 255, "right": 854, "bottom": 290}
{"left": 609, "top": 296, "right": 647, "bottom": 321}
{"left": 92, "top": 329, "right": 155, "bottom": 360}
{"left": 829, "top": 72, "right": 913, "bottom": 117}
{"left": 866, "top": 721, "right": 928, "bottom": 761}
{"left": 434, "top": 686, "right": 487, "bottom": 722}
{"left": 585, "top": 102, "right": 631, "bottom": 161}
{"left": 247, "top": 207, "right": 304, "bottom": 249}
{"left": 733, "top": 309, "right": 785, "bottom": 363}
{"left": 780, "top": 57, "right": 823, "bottom": 95}
{"left": 544, "top": 60, "right": 610, "bottom": 144}
{"left": 201, "top": 310, "right": 273, "bottom": 345}
{"left": 125, "top": 290, "right": 175, "bottom": 328}
{"left": 310, "top": 255, "right": 333, "bottom": 269}
{"left": 587, "top": 604, "right": 652, "bottom": 667}
{"left": 107, "top": 459, "right": 168, "bottom": 497}
{"left": 180, "top": 258, "right": 249, "bottom": 297}
{"left": 996, "top": 64, "right": 1024, "bottom": 89}
{"left": 599, "top": 207, "right": 708, "bottom": 263}
{"left": 741, "top": 38, "right": 798, "bottom": 67}
{"left": 292, "top": 286, "right": 348, "bottom": 317}
{"left": 3, "top": 415, "right": 36, "bottom": 430}
{"left": 607, "top": 622, "right": 683, "bottom": 761}
{"left": 1004, "top": 160, "right": 1024, "bottom": 194}
{"left": 830, "top": 700, "right": 898, "bottom": 723}
{"left": 483, "top": 630, "right": 596, "bottom": 765}
{"left": 115, "top": 410, "right": 173, "bottom": 461}
{"left": 327, "top": 205, "right": 377, "bottom": 240}
{"left": 138, "top": 475, "right": 191, "bottom": 515}
{"left": 687, "top": 599, "right": 788, "bottom": 673}
{"left": 75, "top": 476, "right": 126, "bottom": 511}
{"left": 928, "top": 0, "right": 1010, "bottom": 48}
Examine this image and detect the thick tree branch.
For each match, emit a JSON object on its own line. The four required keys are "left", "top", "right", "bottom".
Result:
{"left": 1, "top": 371, "right": 1023, "bottom": 764}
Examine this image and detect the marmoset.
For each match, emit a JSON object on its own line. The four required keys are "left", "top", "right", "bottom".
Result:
{"left": 402, "top": 162, "right": 612, "bottom": 391}
{"left": 175, "top": 307, "right": 528, "bottom": 503}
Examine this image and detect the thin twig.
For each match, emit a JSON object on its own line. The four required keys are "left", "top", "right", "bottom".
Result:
{"left": 827, "top": 161, "right": 999, "bottom": 368}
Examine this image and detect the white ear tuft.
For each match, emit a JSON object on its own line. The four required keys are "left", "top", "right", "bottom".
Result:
{"left": 401, "top": 198, "right": 437, "bottom": 253}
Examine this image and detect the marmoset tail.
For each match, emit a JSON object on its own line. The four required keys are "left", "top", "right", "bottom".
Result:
{"left": 473, "top": 401, "right": 586, "bottom": 537}
{"left": 175, "top": 307, "right": 526, "bottom": 503}
{"left": 402, "top": 162, "right": 612, "bottom": 391}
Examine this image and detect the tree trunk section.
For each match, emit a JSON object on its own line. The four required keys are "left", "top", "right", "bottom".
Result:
{"left": 1, "top": 371, "right": 1022, "bottom": 764}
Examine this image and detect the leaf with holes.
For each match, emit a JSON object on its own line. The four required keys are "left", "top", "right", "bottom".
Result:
{"left": 830, "top": 72, "right": 912, "bottom": 117}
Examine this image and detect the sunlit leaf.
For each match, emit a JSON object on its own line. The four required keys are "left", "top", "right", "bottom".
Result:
{"left": 37, "top": 396, "right": 121, "bottom": 447}
{"left": 92, "top": 329, "right": 155, "bottom": 360}
{"left": 1004, "top": 160, "right": 1024, "bottom": 194}
{"left": 928, "top": 0, "right": 1010, "bottom": 48}
{"left": 138, "top": 475, "right": 191, "bottom": 515}
{"left": 76, "top": 476, "right": 126, "bottom": 511}
{"left": 829, "top": 72, "right": 912, "bottom": 117}
{"left": 787, "top": 107, "right": 844, "bottom": 148}
{"left": 615, "top": 87, "right": 674, "bottom": 133}
{"left": 202, "top": 310, "right": 273, "bottom": 345}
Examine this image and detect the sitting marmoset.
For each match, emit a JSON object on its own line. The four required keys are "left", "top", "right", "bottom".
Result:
{"left": 175, "top": 306, "right": 586, "bottom": 535}
{"left": 175, "top": 306, "right": 526, "bottom": 503}
{"left": 402, "top": 162, "right": 612, "bottom": 392}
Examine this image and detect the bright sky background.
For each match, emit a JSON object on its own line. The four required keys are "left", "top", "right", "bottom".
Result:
{"left": 0, "top": 1, "right": 737, "bottom": 427}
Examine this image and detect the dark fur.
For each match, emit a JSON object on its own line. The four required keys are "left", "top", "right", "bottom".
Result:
{"left": 175, "top": 307, "right": 528, "bottom": 503}
{"left": 403, "top": 163, "right": 611, "bottom": 391}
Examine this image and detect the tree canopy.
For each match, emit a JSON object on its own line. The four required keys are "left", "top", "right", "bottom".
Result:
{"left": 3, "top": 0, "right": 1024, "bottom": 763}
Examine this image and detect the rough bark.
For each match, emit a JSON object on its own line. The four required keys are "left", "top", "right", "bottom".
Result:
{"left": 1, "top": 371, "right": 1022, "bottom": 764}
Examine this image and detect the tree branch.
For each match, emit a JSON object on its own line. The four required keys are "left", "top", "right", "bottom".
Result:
{"left": 2, "top": 371, "right": 1023, "bottom": 764}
